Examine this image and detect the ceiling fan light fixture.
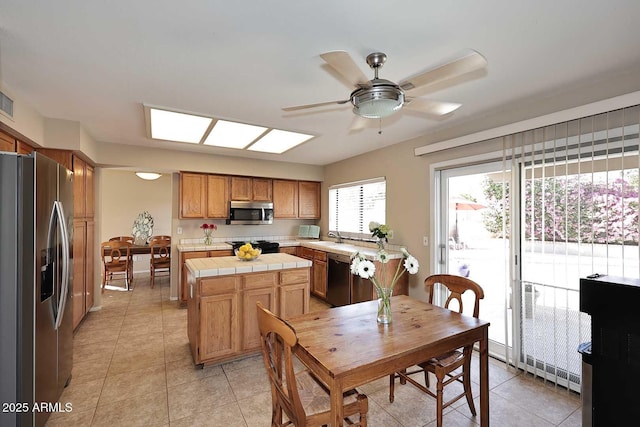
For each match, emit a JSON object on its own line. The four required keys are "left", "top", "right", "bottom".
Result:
{"left": 351, "top": 83, "right": 404, "bottom": 119}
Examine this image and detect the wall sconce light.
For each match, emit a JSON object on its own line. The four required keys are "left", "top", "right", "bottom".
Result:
{"left": 135, "top": 172, "right": 162, "bottom": 180}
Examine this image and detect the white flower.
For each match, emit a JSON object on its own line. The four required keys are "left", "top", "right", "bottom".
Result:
{"left": 350, "top": 258, "right": 361, "bottom": 275}
{"left": 350, "top": 252, "right": 366, "bottom": 274}
{"left": 377, "top": 250, "right": 390, "bottom": 263}
{"left": 369, "top": 221, "right": 380, "bottom": 232}
{"left": 404, "top": 256, "right": 419, "bottom": 274}
{"left": 357, "top": 260, "right": 376, "bottom": 279}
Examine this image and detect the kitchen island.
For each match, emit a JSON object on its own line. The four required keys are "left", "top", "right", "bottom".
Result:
{"left": 185, "top": 253, "right": 311, "bottom": 366}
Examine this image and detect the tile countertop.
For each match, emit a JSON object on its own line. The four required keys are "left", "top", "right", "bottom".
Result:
{"left": 185, "top": 253, "right": 312, "bottom": 278}
{"left": 177, "top": 239, "right": 404, "bottom": 260}
{"left": 299, "top": 240, "right": 405, "bottom": 260}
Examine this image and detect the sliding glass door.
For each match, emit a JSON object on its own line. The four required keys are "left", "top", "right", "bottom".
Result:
{"left": 438, "top": 162, "right": 512, "bottom": 357}
{"left": 435, "top": 105, "right": 639, "bottom": 392}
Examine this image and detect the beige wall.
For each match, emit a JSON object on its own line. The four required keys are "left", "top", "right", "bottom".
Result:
{"left": 100, "top": 169, "right": 173, "bottom": 245}
{"left": 96, "top": 142, "right": 323, "bottom": 181}
{"left": 322, "top": 133, "right": 508, "bottom": 301}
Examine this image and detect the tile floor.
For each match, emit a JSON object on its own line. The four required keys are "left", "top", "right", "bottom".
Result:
{"left": 46, "top": 274, "right": 583, "bottom": 426}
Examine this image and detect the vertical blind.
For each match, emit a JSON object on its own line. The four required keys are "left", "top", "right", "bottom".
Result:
{"left": 328, "top": 178, "right": 386, "bottom": 236}
{"left": 502, "top": 105, "right": 640, "bottom": 391}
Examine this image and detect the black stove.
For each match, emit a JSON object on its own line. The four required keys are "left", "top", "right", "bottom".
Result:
{"left": 227, "top": 240, "right": 280, "bottom": 254}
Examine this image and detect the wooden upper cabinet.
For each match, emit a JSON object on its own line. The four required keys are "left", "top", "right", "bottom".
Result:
{"left": 230, "top": 176, "right": 252, "bottom": 201}
{"left": 298, "top": 181, "right": 321, "bottom": 219}
{"left": 16, "top": 140, "right": 34, "bottom": 154}
{"left": 180, "top": 172, "right": 207, "bottom": 218}
{"left": 230, "top": 176, "right": 273, "bottom": 201}
{"left": 35, "top": 148, "right": 73, "bottom": 170}
{"left": 73, "top": 156, "right": 86, "bottom": 219}
{"left": 0, "top": 131, "right": 15, "bottom": 152}
{"left": 273, "top": 179, "right": 298, "bottom": 218}
{"left": 252, "top": 178, "right": 272, "bottom": 201}
{"left": 207, "top": 174, "right": 229, "bottom": 218}
{"left": 0, "top": 131, "right": 34, "bottom": 154}
{"left": 85, "top": 165, "right": 95, "bottom": 218}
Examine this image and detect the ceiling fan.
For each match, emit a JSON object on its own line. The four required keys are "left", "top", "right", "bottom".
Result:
{"left": 283, "top": 50, "right": 487, "bottom": 129}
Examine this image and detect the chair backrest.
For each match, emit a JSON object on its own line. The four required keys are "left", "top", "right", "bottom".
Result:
{"left": 150, "top": 238, "right": 171, "bottom": 261}
{"left": 109, "top": 236, "right": 134, "bottom": 244}
{"left": 424, "top": 274, "right": 484, "bottom": 318}
{"left": 150, "top": 235, "right": 171, "bottom": 243}
{"left": 101, "top": 240, "right": 132, "bottom": 265}
{"left": 256, "top": 302, "right": 306, "bottom": 425}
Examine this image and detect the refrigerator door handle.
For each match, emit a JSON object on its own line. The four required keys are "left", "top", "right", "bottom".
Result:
{"left": 53, "top": 201, "right": 70, "bottom": 330}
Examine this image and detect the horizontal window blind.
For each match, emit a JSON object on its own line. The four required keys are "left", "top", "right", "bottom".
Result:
{"left": 329, "top": 177, "right": 386, "bottom": 237}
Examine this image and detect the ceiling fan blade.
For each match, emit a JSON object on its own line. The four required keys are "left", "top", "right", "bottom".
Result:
{"left": 403, "top": 98, "right": 462, "bottom": 116}
{"left": 320, "top": 51, "right": 370, "bottom": 87}
{"left": 282, "top": 99, "right": 350, "bottom": 112}
{"left": 399, "top": 50, "right": 487, "bottom": 92}
{"left": 349, "top": 115, "right": 369, "bottom": 131}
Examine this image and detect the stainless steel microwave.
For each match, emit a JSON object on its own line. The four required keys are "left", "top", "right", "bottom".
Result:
{"left": 227, "top": 201, "right": 274, "bottom": 225}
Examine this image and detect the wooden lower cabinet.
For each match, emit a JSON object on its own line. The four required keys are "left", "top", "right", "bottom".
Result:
{"left": 278, "top": 246, "right": 298, "bottom": 255}
{"left": 187, "top": 267, "right": 310, "bottom": 366}
{"left": 242, "top": 286, "right": 276, "bottom": 351}
{"left": 279, "top": 283, "right": 309, "bottom": 320}
{"left": 200, "top": 293, "right": 239, "bottom": 361}
{"left": 300, "top": 247, "right": 328, "bottom": 300}
{"left": 180, "top": 249, "right": 233, "bottom": 305}
{"left": 180, "top": 251, "right": 208, "bottom": 304}
{"left": 313, "top": 259, "right": 327, "bottom": 300}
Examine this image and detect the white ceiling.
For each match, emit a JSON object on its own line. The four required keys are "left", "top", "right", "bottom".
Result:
{"left": 2, "top": 1, "right": 640, "bottom": 166}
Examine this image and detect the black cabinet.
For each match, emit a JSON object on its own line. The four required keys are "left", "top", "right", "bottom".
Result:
{"left": 579, "top": 275, "right": 640, "bottom": 426}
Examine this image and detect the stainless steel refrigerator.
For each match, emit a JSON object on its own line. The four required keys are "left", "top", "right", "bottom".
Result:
{"left": 0, "top": 152, "right": 73, "bottom": 427}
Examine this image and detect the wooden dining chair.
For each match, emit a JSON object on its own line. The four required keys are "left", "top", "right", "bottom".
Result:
{"left": 149, "top": 236, "right": 171, "bottom": 288}
{"left": 101, "top": 240, "right": 133, "bottom": 292}
{"left": 389, "top": 274, "right": 484, "bottom": 427}
{"left": 256, "top": 302, "right": 369, "bottom": 427}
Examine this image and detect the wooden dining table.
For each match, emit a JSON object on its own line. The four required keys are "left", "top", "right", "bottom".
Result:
{"left": 287, "top": 295, "right": 490, "bottom": 426}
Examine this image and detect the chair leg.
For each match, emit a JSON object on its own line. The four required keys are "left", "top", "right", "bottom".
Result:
{"left": 436, "top": 374, "right": 444, "bottom": 427}
{"left": 463, "top": 359, "right": 476, "bottom": 416}
{"left": 150, "top": 266, "right": 154, "bottom": 289}
{"left": 389, "top": 373, "right": 395, "bottom": 403}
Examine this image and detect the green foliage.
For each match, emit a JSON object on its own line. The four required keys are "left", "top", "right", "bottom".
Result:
{"left": 481, "top": 178, "right": 510, "bottom": 236}
{"left": 480, "top": 171, "right": 639, "bottom": 244}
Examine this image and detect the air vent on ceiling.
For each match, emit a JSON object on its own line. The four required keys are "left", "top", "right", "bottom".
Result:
{"left": 0, "top": 90, "right": 14, "bottom": 118}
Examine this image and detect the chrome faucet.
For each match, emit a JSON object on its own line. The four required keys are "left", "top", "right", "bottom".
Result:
{"left": 327, "top": 231, "right": 343, "bottom": 243}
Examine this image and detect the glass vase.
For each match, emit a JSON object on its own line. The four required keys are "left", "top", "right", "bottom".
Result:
{"left": 376, "top": 239, "right": 385, "bottom": 250}
{"left": 204, "top": 233, "right": 212, "bottom": 246}
{"left": 376, "top": 287, "right": 393, "bottom": 324}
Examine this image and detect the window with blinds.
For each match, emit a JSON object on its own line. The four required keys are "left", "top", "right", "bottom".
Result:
{"left": 328, "top": 178, "right": 386, "bottom": 237}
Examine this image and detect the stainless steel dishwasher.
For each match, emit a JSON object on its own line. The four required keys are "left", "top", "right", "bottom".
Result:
{"left": 326, "top": 252, "right": 351, "bottom": 306}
